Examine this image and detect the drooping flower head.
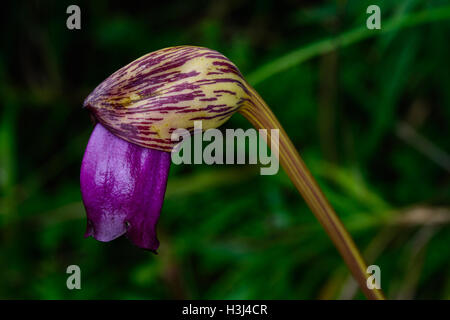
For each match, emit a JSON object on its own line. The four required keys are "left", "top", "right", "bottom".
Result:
{"left": 81, "top": 45, "right": 384, "bottom": 299}
{"left": 83, "top": 46, "right": 252, "bottom": 152}
{"left": 81, "top": 46, "right": 251, "bottom": 251}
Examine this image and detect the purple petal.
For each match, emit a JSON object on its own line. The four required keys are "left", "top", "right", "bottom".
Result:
{"left": 80, "top": 123, "right": 171, "bottom": 251}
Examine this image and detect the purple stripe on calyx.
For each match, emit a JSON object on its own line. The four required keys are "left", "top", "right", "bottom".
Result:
{"left": 83, "top": 46, "right": 253, "bottom": 152}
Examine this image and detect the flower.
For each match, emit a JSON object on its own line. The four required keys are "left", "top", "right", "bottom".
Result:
{"left": 81, "top": 45, "right": 384, "bottom": 299}
{"left": 83, "top": 46, "right": 250, "bottom": 152}
{"left": 80, "top": 123, "right": 170, "bottom": 251}
{"left": 81, "top": 46, "right": 249, "bottom": 251}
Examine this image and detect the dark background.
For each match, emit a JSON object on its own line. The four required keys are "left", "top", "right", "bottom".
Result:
{"left": 0, "top": 0, "right": 449, "bottom": 299}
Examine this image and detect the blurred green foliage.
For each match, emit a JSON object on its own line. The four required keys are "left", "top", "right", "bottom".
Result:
{"left": 0, "top": 0, "right": 449, "bottom": 299}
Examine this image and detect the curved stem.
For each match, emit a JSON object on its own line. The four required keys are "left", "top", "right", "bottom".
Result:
{"left": 240, "top": 86, "right": 385, "bottom": 300}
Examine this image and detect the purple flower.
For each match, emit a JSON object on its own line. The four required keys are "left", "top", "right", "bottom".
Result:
{"left": 81, "top": 46, "right": 247, "bottom": 251}
{"left": 80, "top": 45, "right": 383, "bottom": 299}
{"left": 81, "top": 123, "right": 171, "bottom": 251}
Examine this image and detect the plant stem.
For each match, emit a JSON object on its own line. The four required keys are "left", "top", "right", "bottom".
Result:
{"left": 240, "top": 86, "right": 385, "bottom": 300}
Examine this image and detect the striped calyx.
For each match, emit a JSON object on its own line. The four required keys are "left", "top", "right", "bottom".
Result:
{"left": 84, "top": 46, "right": 252, "bottom": 152}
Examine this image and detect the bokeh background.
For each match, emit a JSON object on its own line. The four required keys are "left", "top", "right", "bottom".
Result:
{"left": 1, "top": 0, "right": 449, "bottom": 299}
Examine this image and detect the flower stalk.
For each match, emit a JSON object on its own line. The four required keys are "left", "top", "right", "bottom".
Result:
{"left": 240, "top": 85, "right": 385, "bottom": 300}
{"left": 82, "top": 45, "right": 386, "bottom": 299}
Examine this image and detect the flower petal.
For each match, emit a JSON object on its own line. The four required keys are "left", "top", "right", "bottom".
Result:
{"left": 80, "top": 123, "right": 171, "bottom": 251}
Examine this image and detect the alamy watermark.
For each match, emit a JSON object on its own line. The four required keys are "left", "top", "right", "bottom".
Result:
{"left": 66, "top": 265, "right": 81, "bottom": 290}
{"left": 366, "top": 264, "right": 381, "bottom": 290}
{"left": 66, "top": 5, "right": 81, "bottom": 30}
{"left": 366, "top": 5, "right": 381, "bottom": 30}
{"left": 171, "top": 121, "right": 280, "bottom": 175}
